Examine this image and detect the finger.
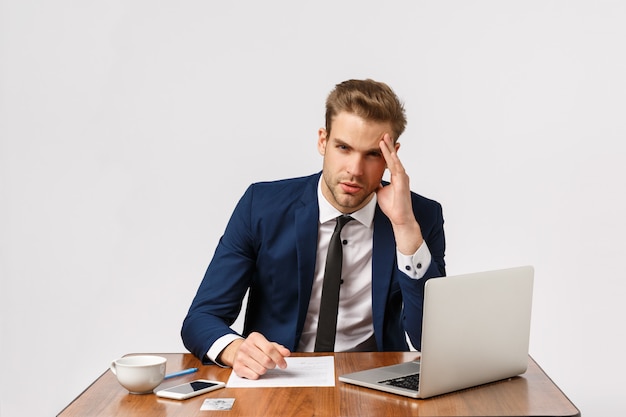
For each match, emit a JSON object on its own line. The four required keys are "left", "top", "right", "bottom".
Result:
{"left": 379, "top": 134, "right": 404, "bottom": 173}
{"left": 269, "top": 342, "right": 291, "bottom": 369}
{"left": 379, "top": 134, "right": 394, "bottom": 164}
{"left": 240, "top": 333, "right": 290, "bottom": 375}
{"left": 232, "top": 361, "right": 263, "bottom": 380}
{"left": 247, "top": 334, "right": 281, "bottom": 366}
{"left": 232, "top": 351, "right": 265, "bottom": 380}
{"left": 251, "top": 340, "right": 290, "bottom": 371}
{"left": 232, "top": 340, "right": 270, "bottom": 379}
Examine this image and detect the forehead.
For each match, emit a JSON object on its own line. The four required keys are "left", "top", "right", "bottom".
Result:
{"left": 329, "top": 112, "right": 393, "bottom": 146}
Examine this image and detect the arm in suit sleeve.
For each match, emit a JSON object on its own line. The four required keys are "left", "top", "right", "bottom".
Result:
{"left": 398, "top": 196, "right": 446, "bottom": 350}
{"left": 181, "top": 185, "right": 257, "bottom": 363}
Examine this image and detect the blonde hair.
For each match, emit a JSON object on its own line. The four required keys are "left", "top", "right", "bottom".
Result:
{"left": 325, "top": 79, "right": 407, "bottom": 141}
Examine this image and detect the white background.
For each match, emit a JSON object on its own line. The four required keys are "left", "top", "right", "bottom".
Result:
{"left": 1, "top": 1, "right": 625, "bottom": 416}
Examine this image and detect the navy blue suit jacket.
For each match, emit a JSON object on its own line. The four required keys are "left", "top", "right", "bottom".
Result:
{"left": 182, "top": 172, "right": 445, "bottom": 362}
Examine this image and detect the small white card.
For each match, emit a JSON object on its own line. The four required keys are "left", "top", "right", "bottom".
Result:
{"left": 201, "top": 398, "right": 235, "bottom": 411}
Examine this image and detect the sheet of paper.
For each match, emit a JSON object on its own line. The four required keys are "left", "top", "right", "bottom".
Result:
{"left": 226, "top": 356, "right": 335, "bottom": 388}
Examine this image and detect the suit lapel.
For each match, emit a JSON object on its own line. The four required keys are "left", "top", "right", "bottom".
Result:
{"left": 294, "top": 173, "right": 321, "bottom": 339}
{"left": 372, "top": 205, "right": 396, "bottom": 349}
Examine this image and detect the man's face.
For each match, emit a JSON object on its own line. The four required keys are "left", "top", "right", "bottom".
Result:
{"left": 318, "top": 111, "right": 398, "bottom": 213}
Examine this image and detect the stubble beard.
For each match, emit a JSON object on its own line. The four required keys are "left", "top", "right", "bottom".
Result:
{"left": 322, "top": 174, "right": 373, "bottom": 213}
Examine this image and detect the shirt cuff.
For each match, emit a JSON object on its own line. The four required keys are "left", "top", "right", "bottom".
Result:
{"left": 206, "top": 333, "right": 244, "bottom": 367}
{"left": 397, "top": 241, "right": 432, "bottom": 280}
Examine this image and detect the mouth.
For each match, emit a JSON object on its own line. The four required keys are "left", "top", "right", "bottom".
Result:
{"left": 339, "top": 181, "right": 363, "bottom": 194}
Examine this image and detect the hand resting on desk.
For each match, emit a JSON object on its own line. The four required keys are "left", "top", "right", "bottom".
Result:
{"left": 217, "top": 332, "right": 292, "bottom": 380}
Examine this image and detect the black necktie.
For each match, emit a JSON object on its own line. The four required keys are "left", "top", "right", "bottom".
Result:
{"left": 315, "top": 215, "right": 353, "bottom": 352}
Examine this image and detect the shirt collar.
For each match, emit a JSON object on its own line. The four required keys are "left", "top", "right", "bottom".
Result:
{"left": 317, "top": 176, "right": 376, "bottom": 227}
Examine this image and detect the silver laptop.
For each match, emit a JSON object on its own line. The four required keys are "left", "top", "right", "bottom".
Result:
{"left": 339, "top": 266, "right": 534, "bottom": 399}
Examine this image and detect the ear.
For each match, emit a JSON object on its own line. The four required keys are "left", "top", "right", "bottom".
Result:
{"left": 317, "top": 128, "right": 328, "bottom": 156}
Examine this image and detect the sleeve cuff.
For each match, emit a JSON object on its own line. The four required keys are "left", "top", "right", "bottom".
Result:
{"left": 397, "top": 240, "right": 432, "bottom": 280}
{"left": 206, "top": 334, "right": 244, "bottom": 367}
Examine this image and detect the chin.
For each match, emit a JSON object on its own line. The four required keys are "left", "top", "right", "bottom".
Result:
{"left": 337, "top": 197, "right": 366, "bottom": 212}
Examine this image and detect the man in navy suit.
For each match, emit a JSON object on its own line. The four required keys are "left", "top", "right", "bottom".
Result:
{"left": 182, "top": 79, "right": 446, "bottom": 379}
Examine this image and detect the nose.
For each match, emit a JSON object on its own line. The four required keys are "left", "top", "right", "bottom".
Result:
{"left": 346, "top": 154, "right": 364, "bottom": 176}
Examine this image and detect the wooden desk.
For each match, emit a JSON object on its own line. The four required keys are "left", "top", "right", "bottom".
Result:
{"left": 57, "top": 352, "right": 580, "bottom": 417}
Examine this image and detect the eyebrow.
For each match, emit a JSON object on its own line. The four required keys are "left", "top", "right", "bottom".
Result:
{"left": 334, "top": 138, "right": 382, "bottom": 155}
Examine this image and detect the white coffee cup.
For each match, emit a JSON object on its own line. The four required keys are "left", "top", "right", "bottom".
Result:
{"left": 110, "top": 355, "right": 167, "bottom": 394}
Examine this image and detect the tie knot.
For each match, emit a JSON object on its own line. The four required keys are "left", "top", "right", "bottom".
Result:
{"left": 336, "top": 215, "right": 353, "bottom": 231}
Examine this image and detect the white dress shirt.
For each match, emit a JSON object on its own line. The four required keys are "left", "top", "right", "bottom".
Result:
{"left": 207, "top": 178, "right": 432, "bottom": 362}
{"left": 296, "top": 179, "right": 432, "bottom": 351}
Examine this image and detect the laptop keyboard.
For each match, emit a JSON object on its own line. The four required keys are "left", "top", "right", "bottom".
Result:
{"left": 378, "top": 373, "right": 420, "bottom": 391}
